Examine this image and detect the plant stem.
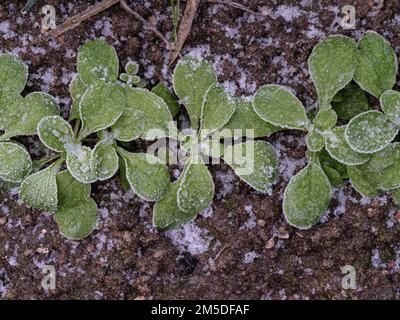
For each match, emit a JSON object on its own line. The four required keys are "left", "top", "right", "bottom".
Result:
{"left": 33, "top": 154, "right": 61, "bottom": 171}
{"left": 74, "top": 119, "right": 81, "bottom": 139}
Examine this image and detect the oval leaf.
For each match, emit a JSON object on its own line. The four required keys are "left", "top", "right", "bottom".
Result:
{"left": 313, "top": 109, "right": 337, "bottom": 131}
{"left": 20, "top": 161, "right": 59, "bottom": 212}
{"left": 308, "top": 35, "right": 357, "bottom": 109}
{"left": 223, "top": 140, "right": 278, "bottom": 193}
{"left": 354, "top": 31, "right": 397, "bottom": 98}
{"left": 66, "top": 145, "right": 97, "bottom": 183}
{"left": 0, "top": 142, "right": 32, "bottom": 183}
{"left": 283, "top": 160, "right": 332, "bottom": 229}
{"left": 325, "top": 126, "right": 370, "bottom": 166}
{"left": 0, "top": 54, "right": 27, "bottom": 97}
{"left": 69, "top": 75, "right": 87, "bottom": 120}
{"left": 345, "top": 110, "right": 398, "bottom": 154}
{"left": 38, "top": 115, "right": 75, "bottom": 153}
{"left": 77, "top": 39, "right": 119, "bottom": 85}
{"left": 173, "top": 56, "right": 217, "bottom": 130}
{"left": 380, "top": 90, "right": 400, "bottom": 126}
{"left": 306, "top": 130, "right": 325, "bottom": 152}
{"left": 79, "top": 81, "right": 125, "bottom": 139}
{"left": 118, "top": 148, "right": 170, "bottom": 201}
{"left": 253, "top": 85, "right": 310, "bottom": 130}
{"left": 56, "top": 170, "right": 91, "bottom": 205}
{"left": 90, "top": 142, "right": 118, "bottom": 181}
{"left": 177, "top": 159, "right": 214, "bottom": 213}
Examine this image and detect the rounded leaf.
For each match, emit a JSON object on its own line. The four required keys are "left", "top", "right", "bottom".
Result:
{"left": 253, "top": 85, "right": 310, "bottom": 130}
{"left": 380, "top": 90, "right": 400, "bottom": 125}
{"left": 90, "top": 142, "right": 118, "bottom": 181}
{"left": 55, "top": 198, "right": 98, "bottom": 240}
{"left": 325, "top": 126, "right": 370, "bottom": 166}
{"left": 313, "top": 109, "right": 337, "bottom": 131}
{"left": 173, "top": 56, "right": 217, "bottom": 129}
{"left": 0, "top": 54, "right": 28, "bottom": 97}
{"left": 77, "top": 40, "right": 119, "bottom": 85}
{"left": 306, "top": 130, "right": 324, "bottom": 152}
{"left": 118, "top": 148, "right": 170, "bottom": 201}
{"left": 223, "top": 140, "right": 278, "bottom": 193}
{"left": 283, "top": 161, "right": 332, "bottom": 229}
{"left": 0, "top": 142, "right": 32, "bottom": 183}
{"left": 354, "top": 31, "right": 397, "bottom": 98}
{"left": 66, "top": 145, "right": 97, "bottom": 183}
{"left": 38, "top": 115, "right": 75, "bottom": 153}
{"left": 69, "top": 75, "right": 87, "bottom": 120}
{"left": 56, "top": 170, "right": 91, "bottom": 205}
{"left": 345, "top": 110, "right": 398, "bottom": 154}
{"left": 308, "top": 35, "right": 357, "bottom": 109}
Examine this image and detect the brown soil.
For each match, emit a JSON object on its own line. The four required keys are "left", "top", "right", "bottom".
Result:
{"left": 1, "top": 0, "right": 400, "bottom": 300}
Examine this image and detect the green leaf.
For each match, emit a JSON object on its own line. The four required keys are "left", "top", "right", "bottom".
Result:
{"left": 223, "top": 140, "right": 278, "bottom": 193}
{"left": 381, "top": 90, "right": 400, "bottom": 125}
{"left": 20, "top": 161, "right": 60, "bottom": 212}
{"left": 332, "top": 82, "right": 371, "bottom": 120}
{"left": 153, "top": 179, "right": 197, "bottom": 230}
{"left": 313, "top": 109, "right": 337, "bottom": 131}
{"left": 69, "top": 75, "right": 87, "bottom": 120}
{"left": 325, "top": 126, "right": 370, "bottom": 166}
{"left": 77, "top": 39, "right": 119, "bottom": 86}
{"left": 0, "top": 54, "right": 28, "bottom": 98}
{"left": 112, "top": 87, "right": 174, "bottom": 142}
{"left": 66, "top": 145, "right": 97, "bottom": 183}
{"left": 347, "top": 165, "right": 380, "bottom": 197}
{"left": 306, "top": 130, "right": 325, "bottom": 152}
{"left": 308, "top": 35, "right": 357, "bottom": 109}
{"left": 222, "top": 98, "right": 280, "bottom": 138}
{"left": 253, "top": 85, "right": 310, "bottom": 130}
{"left": 151, "top": 83, "right": 180, "bottom": 117}
{"left": 79, "top": 81, "right": 125, "bottom": 139}
{"left": 1, "top": 92, "right": 59, "bottom": 138}
{"left": 0, "top": 142, "right": 32, "bottom": 183}
{"left": 345, "top": 110, "right": 398, "bottom": 154}
{"left": 200, "top": 84, "right": 236, "bottom": 134}
{"left": 319, "top": 149, "right": 348, "bottom": 187}
{"left": 354, "top": 31, "right": 397, "bottom": 98}
{"left": 173, "top": 56, "right": 217, "bottom": 130}
{"left": 177, "top": 158, "right": 214, "bottom": 213}
{"left": 117, "top": 148, "right": 170, "bottom": 201}
{"left": 391, "top": 188, "right": 400, "bottom": 205}
{"left": 90, "top": 141, "right": 118, "bottom": 181}
{"left": 38, "top": 116, "right": 75, "bottom": 153}
{"left": 56, "top": 170, "right": 91, "bottom": 205}
{"left": 55, "top": 197, "right": 97, "bottom": 240}
{"left": 283, "top": 159, "right": 332, "bottom": 229}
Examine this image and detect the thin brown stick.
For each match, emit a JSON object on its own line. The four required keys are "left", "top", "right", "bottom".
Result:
{"left": 168, "top": 0, "right": 200, "bottom": 66}
{"left": 120, "top": 0, "right": 171, "bottom": 49}
{"left": 43, "top": 0, "right": 120, "bottom": 40}
{"left": 206, "top": 0, "right": 264, "bottom": 16}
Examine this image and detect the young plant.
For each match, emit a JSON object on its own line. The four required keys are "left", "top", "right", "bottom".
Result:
{"left": 253, "top": 35, "right": 373, "bottom": 229}
{"left": 0, "top": 54, "right": 59, "bottom": 184}
{"left": 153, "top": 56, "right": 280, "bottom": 230}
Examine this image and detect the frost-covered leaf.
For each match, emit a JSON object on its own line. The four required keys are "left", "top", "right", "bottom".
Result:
{"left": 319, "top": 150, "right": 348, "bottom": 187}
{"left": 308, "top": 35, "right": 357, "bottom": 109}
{"left": 153, "top": 179, "right": 197, "bottom": 230}
{"left": 283, "top": 159, "right": 331, "bottom": 229}
{"left": 391, "top": 188, "right": 400, "bottom": 205}
{"left": 0, "top": 54, "right": 27, "bottom": 98}
{"left": 0, "top": 142, "right": 32, "bottom": 183}
{"left": 117, "top": 148, "right": 170, "bottom": 201}
{"left": 325, "top": 126, "right": 370, "bottom": 165}
{"left": 223, "top": 140, "right": 278, "bottom": 193}
{"left": 347, "top": 165, "right": 380, "bottom": 197}
{"left": 56, "top": 170, "right": 91, "bottom": 205}
{"left": 125, "top": 61, "right": 139, "bottom": 75}
{"left": 38, "top": 116, "right": 75, "bottom": 153}
{"left": 354, "top": 31, "right": 397, "bottom": 98}
{"left": 79, "top": 81, "right": 125, "bottom": 139}
{"left": 112, "top": 87, "right": 174, "bottom": 142}
{"left": 332, "top": 82, "right": 371, "bottom": 120}
{"left": 90, "top": 141, "right": 118, "bottom": 181}
{"left": 222, "top": 98, "right": 280, "bottom": 138}
{"left": 151, "top": 83, "right": 180, "bottom": 117}
{"left": 66, "top": 145, "right": 97, "bottom": 183}
{"left": 177, "top": 158, "right": 214, "bottom": 213}
{"left": 173, "top": 56, "right": 217, "bottom": 129}
{"left": 313, "top": 109, "right": 337, "bottom": 131}
{"left": 77, "top": 39, "right": 119, "bottom": 85}
{"left": 380, "top": 90, "right": 400, "bottom": 125}
{"left": 345, "top": 110, "right": 398, "bottom": 154}
{"left": 253, "top": 85, "right": 310, "bottom": 130}
{"left": 1, "top": 92, "right": 59, "bottom": 138}
{"left": 69, "top": 75, "right": 87, "bottom": 120}
{"left": 306, "top": 130, "right": 324, "bottom": 152}
{"left": 200, "top": 84, "right": 236, "bottom": 133}
{"left": 55, "top": 197, "right": 97, "bottom": 240}
{"left": 20, "top": 161, "right": 60, "bottom": 212}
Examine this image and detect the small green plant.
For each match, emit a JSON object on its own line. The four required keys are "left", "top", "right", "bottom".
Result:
{"left": 153, "top": 56, "right": 280, "bottom": 230}
{"left": 253, "top": 31, "right": 400, "bottom": 229}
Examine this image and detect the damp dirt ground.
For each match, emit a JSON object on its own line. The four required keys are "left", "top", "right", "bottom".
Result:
{"left": 1, "top": 0, "right": 400, "bottom": 300}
